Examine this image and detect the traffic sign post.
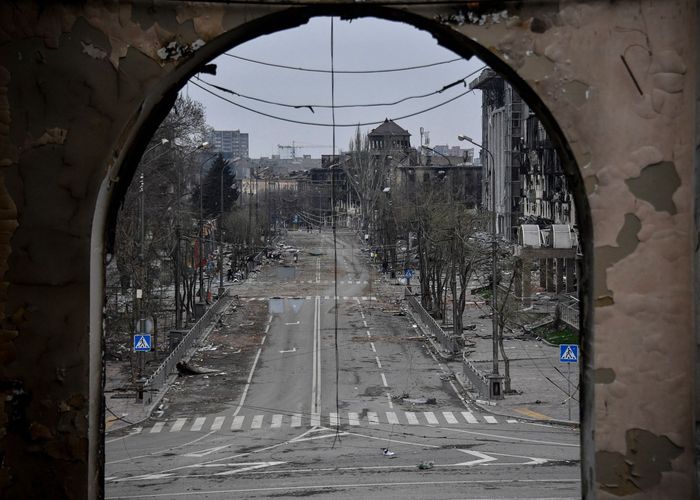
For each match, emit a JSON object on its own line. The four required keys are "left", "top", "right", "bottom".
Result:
{"left": 559, "top": 344, "right": 579, "bottom": 421}
{"left": 134, "top": 334, "right": 152, "bottom": 352}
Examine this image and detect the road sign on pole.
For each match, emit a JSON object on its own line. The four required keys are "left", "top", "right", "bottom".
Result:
{"left": 559, "top": 343, "right": 579, "bottom": 421}
{"left": 559, "top": 344, "right": 579, "bottom": 363}
{"left": 404, "top": 268, "right": 414, "bottom": 280}
{"left": 134, "top": 334, "right": 152, "bottom": 352}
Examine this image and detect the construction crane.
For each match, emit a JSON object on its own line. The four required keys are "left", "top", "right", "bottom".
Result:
{"left": 277, "top": 142, "right": 333, "bottom": 159}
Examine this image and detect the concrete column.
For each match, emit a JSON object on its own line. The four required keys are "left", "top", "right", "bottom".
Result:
{"left": 545, "top": 258, "right": 554, "bottom": 292}
{"left": 556, "top": 258, "right": 565, "bottom": 294}
{"left": 539, "top": 258, "right": 547, "bottom": 288}
{"left": 566, "top": 258, "right": 576, "bottom": 293}
{"left": 522, "top": 258, "right": 532, "bottom": 307}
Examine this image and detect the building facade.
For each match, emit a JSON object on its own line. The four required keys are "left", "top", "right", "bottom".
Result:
{"left": 207, "top": 129, "right": 250, "bottom": 159}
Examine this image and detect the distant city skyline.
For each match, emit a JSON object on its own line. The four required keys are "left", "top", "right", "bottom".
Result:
{"left": 185, "top": 16, "right": 486, "bottom": 159}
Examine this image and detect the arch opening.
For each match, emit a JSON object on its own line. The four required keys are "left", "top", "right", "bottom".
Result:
{"left": 96, "top": 7, "right": 593, "bottom": 499}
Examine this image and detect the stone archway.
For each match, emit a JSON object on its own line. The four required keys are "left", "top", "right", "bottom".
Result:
{"left": 0, "top": 2, "right": 695, "bottom": 499}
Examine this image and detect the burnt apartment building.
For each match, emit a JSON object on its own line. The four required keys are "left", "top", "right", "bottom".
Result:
{"left": 470, "top": 69, "right": 575, "bottom": 240}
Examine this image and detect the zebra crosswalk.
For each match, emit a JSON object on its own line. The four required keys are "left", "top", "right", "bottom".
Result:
{"left": 140, "top": 410, "right": 520, "bottom": 434}
{"left": 241, "top": 296, "right": 377, "bottom": 302}
{"left": 240, "top": 280, "right": 370, "bottom": 286}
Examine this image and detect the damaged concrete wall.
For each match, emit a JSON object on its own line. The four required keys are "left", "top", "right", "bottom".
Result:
{"left": 0, "top": 1, "right": 696, "bottom": 498}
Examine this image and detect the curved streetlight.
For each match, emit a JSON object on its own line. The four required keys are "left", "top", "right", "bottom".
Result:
{"left": 458, "top": 134, "right": 501, "bottom": 385}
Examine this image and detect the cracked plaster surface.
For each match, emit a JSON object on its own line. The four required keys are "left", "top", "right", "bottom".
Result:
{"left": 0, "top": 0, "right": 697, "bottom": 497}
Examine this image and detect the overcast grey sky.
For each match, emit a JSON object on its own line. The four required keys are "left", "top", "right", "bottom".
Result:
{"left": 185, "top": 16, "right": 486, "bottom": 159}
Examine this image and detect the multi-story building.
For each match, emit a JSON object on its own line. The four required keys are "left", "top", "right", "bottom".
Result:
{"left": 207, "top": 129, "right": 249, "bottom": 160}
{"left": 520, "top": 113, "right": 575, "bottom": 227}
{"left": 469, "top": 69, "right": 526, "bottom": 241}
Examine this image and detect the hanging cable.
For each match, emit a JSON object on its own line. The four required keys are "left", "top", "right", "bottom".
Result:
{"left": 330, "top": 16, "right": 342, "bottom": 448}
{"left": 223, "top": 52, "right": 463, "bottom": 74}
{"left": 190, "top": 79, "right": 475, "bottom": 127}
{"left": 194, "top": 65, "right": 486, "bottom": 112}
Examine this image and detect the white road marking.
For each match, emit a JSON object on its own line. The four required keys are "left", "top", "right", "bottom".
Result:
{"left": 363, "top": 320, "right": 368, "bottom": 328}
{"left": 329, "top": 413, "right": 338, "bottom": 427}
{"left": 170, "top": 418, "right": 187, "bottom": 432}
{"left": 507, "top": 419, "right": 518, "bottom": 423}
{"left": 310, "top": 413, "right": 320, "bottom": 427}
{"left": 405, "top": 412, "right": 419, "bottom": 425}
{"left": 443, "top": 412, "right": 458, "bottom": 424}
{"left": 386, "top": 412, "right": 399, "bottom": 424}
{"left": 370, "top": 342, "right": 376, "bottom": 352}
{"left": 424, "top": 412, "right": 439, "bottom": 425}
{"left": 190, "top": 417, "right": 206, "bottom": 431}
{"left": 348, "top": 412, "right": 360, "bottom": 426}
{"left": 310, "top": 296, "right": 322, "bottom": 419}
{"left": 386, "top": 393, "right": 394, "bottom": 409}
{"left": 484, "top": 416, "right": 498, "bottom": 424}
{"left": 232, "top": 348, "right": 262, "bottom": 418}
{"left": 260, "top": 335, "right": 266, "bottom": 345}
{"left": 367, "top": 412, "right": 379, "bottom": 425}
{"left": 231, "top": 416, "right": 245, "bottom": 430}
{"left": 210, "top": 416, "right": 225, "bottom": 431}
{"left": 380, "top": 373, "right": 388, "bottom": 387}
{"left": 366, "top": 330, "right": 371, "bottom": 337}
{"left": 291, "top": 414, "right": 302, "bottom": 427}
{"left": 375, "top": 356, "right": 382, "bottom": 368}
{"left": 150, "top": 422, "right": 165, "bottom": 433}
{"left": 461, "top": 411, "right": 478, "bottom": 424}
{"left": 271, "top": 415, "right": 283, "bottom": 428}
{"left": 361, "top": 296, "right": 368, "bottom": 301}
{"left": 454, "top": 449, "right": 498, "bottom": 466}
{"left": 251, "top": 415, "right": 264, "bottom": 429}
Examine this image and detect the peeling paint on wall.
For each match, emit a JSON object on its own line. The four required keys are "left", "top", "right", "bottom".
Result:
{"left": 625, "top": 161, "right": 681, "bottom": 215}
{"left": 596, "top": 428, "right": 683, "bottom": 495}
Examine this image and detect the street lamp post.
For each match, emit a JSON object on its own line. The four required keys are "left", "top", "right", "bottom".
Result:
{"left": 135, "top": 138, "right": 168, "bottom": 383}
{"left": 219, "top": 157, "right": 240, "bottom": 297}
{"left": 197, "top": 147, "right": 216, "bottom": 306}
{"left": 458, "top": 135, "right": 502, "bottom": 397}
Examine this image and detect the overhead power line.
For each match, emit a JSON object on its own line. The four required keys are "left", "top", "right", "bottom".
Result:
{"left": 194, "top": 65, "right": 486, "bottom": 112}
{"left": 190, "top": 79, "right": 476, "bottom": 128}
{"left": 223, "top": 53, "right": 464, "bottom": 74}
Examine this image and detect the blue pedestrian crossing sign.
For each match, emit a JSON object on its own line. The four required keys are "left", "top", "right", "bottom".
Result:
{"left": 134, "top": 335, "right": 152, "bottom": 352}
{"left": 404, "top": 268, "right": 414, "bottom": 279}
{"left": 559, "top": 344, "right": 579, "bottom": 363}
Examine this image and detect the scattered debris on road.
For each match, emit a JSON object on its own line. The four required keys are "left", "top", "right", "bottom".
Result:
{"left": 176, "top": 361, "right": 221, "bottom": 376}
{"left": 418, "top": 460, "right": 434, "bottom": 470}
{"left": 382, "top": 448, "right": 396, "bottom": 457}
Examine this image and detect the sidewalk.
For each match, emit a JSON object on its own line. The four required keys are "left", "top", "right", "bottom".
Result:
{"left": 458, "top": 331, "right": 580, "bottom": 426}
{"left": 402, "top": 286, "right": 580, "bottom": 427}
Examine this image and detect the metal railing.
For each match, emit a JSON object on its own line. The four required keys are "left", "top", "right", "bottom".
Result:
{"left": 462, "top": 353, "right": 489, "bottom": 398}
{"left": 141, "top": 290, "right": 230, "bottom": 405}
{"left": 560, "top": 299, "right": 580, "bottom": 331}
{"left": 404, "top": 288, "right": 458, "bottom": 354}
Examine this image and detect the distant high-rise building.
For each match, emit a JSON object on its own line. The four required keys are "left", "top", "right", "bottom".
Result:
{"left": 208, "top": 129, "right": 249, "bottom": 159}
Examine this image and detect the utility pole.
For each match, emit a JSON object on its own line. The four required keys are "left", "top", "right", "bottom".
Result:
{"left": 458, "top": 135, "right": 502, "bottom": 398}
{"left": 137, "top": 172, "right": 145, "bottom": 380}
